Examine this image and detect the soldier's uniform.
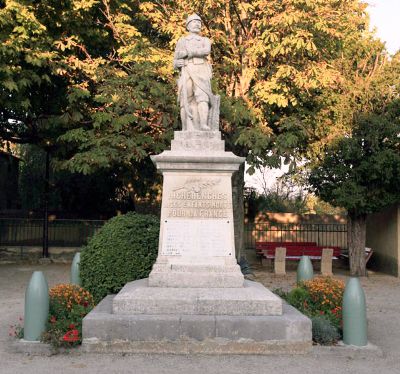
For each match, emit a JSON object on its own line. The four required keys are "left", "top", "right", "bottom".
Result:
{"left": 173, "top": 14, "right": 217, "bottom": 130}
{"left": 174, "top": 33, "right": 213, "bottom": 106}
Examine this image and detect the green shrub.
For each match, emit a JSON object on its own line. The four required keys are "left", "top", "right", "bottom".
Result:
{"left": 311, "top": 316, "right": 340, "bottom": 345}
{"left": 80, "top": 212, "right": 159, "bottom": 302}
{"left": 272, "top": 288, "right": 288, "bottom": 299}
{"left": 285, "top": 287, "right": 311, "bottom": 314}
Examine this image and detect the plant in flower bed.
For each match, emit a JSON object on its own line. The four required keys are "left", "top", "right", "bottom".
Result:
{"left": 9, "top": 317, "right": 24, "bottom": 339}
{"left": 275, "top": 277, "right": 345, "bottom": 345}
{"left": 41, "top": 284, "right": 95, "bottom": 348}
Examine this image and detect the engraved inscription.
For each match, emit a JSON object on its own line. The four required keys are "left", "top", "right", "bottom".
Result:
{"left": 165, "top": 177, "right": 231, "bottom": 219}
{"left": 161, "top": 219, "right": 230, "bottom": 257}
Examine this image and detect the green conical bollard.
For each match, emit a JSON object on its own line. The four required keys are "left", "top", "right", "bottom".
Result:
{"left": 297, "top": 255, "right": 314, "bottom": 283}
{"left": 342, "top": 277, "right": 367, "bottom": 346}
{"left": 24, "top": 271, "right": 49, "bottom": 341}
{"left": 71, "top": 252, "right": 81, "bottom": 286}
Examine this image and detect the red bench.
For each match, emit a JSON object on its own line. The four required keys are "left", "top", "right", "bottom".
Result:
{"left": 256, "top": 241, "right": 341, "bottom": 260}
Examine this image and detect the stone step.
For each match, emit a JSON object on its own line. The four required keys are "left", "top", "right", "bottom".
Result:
{"left": 112, "top": 279, "right": 282, "bottom": 316}
{"left": 82, "top": 294, "right": 312, "bottom": 355}
{"left": 148, "top": 268, "right": 245, "bottom": 288}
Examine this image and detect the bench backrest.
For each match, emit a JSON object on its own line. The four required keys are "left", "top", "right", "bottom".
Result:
{"left": 256, "top": 241, "right": 341, "bottom": 258}
{"left": 255, "top": 241, "right": 317, "bottom": 250}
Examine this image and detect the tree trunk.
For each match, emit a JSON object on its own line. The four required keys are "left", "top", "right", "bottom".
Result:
{"left": 347, "top": 213, "right": 367, "bottom": 276}
{"left": 232, "top": 162, "right": 245, "bottom": 260}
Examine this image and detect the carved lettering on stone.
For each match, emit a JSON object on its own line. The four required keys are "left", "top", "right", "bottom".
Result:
{"left": 165, "top": 177, "right": 231, "bottom": 219}
{"left": 161, "top": 219, "right": 231, "bottom": 257}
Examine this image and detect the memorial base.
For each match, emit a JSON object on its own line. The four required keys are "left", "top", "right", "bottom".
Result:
{"left": 112, "top": 279, "right": 282, "bottom": 316}
{"left": 82, "top": 289, "right": 312, "bottom": 355}
{"left": 148, "top": 263, "right": 244, "bottom": 288}
{"left": 82, "top": 130, "right": 312, "bottom": 354}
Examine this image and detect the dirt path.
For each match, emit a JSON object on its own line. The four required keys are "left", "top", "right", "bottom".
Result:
{"left": 1, "top": 263, "right": 400, "bottom": 374}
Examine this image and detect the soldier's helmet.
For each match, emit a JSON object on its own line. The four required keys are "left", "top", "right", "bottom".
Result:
{"left": 186, "top": 14, "right": 202, "bottom": 29}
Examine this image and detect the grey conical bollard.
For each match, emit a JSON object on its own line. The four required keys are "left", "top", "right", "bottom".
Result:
{"left": 24, "top": 271, "right": 49, "bottom": 341}
{"left": 297, "top": 255, "right": 314, "bottom": 283}
{"left": 71, "top": 252, "right": 81, "bottom": 286}
{"left": 342, "top": 277, "right": 368, "bottom": 346}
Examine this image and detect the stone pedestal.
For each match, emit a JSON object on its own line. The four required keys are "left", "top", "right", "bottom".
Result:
{"left": 82, "top": 129, "right": 312, "bottom": 354}
{"left": 148, "top": 130, "right": 245, "bottom": 288}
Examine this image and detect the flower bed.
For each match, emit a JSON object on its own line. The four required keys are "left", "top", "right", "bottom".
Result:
{"left": 275, "top": 277, "right": 345, "bottom": 345}
{"left": 41, "top": 284, "right": 95, "bottom": 348}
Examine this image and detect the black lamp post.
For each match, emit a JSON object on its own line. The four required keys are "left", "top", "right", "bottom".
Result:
{"left": 42, "top": 145, "right": 50, "bottom": 258}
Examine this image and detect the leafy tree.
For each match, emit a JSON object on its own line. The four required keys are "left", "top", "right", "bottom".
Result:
{"left": 309, "top": 57, "right": 400, "bottom": 276}
{"left": 0, "top": 0, "right": 169, "bottom": 210}
{"left": 245, "top": 178, "right": 308, "bottom": 217}
{"left": 0, "top": 1, "right": 384, "bottom": 259}
{"left": 137, "top": 0, "right": 371, "bottom": 256}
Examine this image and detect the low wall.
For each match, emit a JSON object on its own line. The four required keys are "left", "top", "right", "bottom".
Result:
{"left": 0, "top": 246, "right": 80, "bottom": 264}
{"left": 366, "top": 205, "right": 400, "bottom": 277}
{"left": 253, "top": 213, "right": 347, "bottom": 224}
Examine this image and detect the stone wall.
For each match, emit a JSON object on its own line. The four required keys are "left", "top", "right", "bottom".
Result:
{"left": 0, "top": 246, "right": 80, "bottom": 264}
{"left": 253, "top": 212, "right": 347, "bottom": 224}
{"left": 366, "top": 205, "right": 400, "bottom": 277}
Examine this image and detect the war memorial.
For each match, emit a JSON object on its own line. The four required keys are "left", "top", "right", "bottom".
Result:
{"left": 81, "top": 14, "right": 312, "bottom": 354}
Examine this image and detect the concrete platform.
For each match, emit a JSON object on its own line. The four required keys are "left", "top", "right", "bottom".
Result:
{"left": 82, "top": 294, "right": 312, "bottom": 355}
{"left": 112, "top": 279, "right": 282, "bottom": 316}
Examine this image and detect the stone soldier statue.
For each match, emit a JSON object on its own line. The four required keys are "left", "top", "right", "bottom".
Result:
{"left": 173, "top": 14, "right": 220, "bottom": 131}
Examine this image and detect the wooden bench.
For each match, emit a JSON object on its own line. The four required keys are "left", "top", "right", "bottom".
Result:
{"left": 340, "top": 247, "right": 374, "bottom": 264}
{"left": 255, "top": 241, "right": 341, "bottom": 260}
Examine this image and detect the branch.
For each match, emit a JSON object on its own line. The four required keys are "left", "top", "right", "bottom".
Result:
{"left": 100, "top": 0, "right": 127, "bottom": 46}
{"left": 231, "top": 1, "right": 248, "bottom": 37}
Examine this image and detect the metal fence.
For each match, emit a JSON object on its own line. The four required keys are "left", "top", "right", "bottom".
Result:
{"left": 245, "top": 222, "right": 348, "bottom": 249}
{"left": 0, "top": 218, "right": 347, "bottom": 250}
{"left": 0, "top": 218, "right": 105, "bottom": 247}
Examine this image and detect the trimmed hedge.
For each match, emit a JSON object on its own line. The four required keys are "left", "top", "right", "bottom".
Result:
{"left": 80, "top": 212, "right": 159, "bottom": 302}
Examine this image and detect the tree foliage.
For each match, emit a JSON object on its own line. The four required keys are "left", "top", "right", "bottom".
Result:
{"left": 1, "top": 1, "right": 396, "bottom": 261}
{"left": 138, "top": 0, "right": 370, "bottom": 165}
{"left": 309, "top": 112, "right": 400, "bottom": 217}
{"left": 1, "top": 0, "right": 375, "bottom": 170}
{"left": 0, "top": 0, "right": 176, "bottom": 172}
{"left": 308, "top": 55, "right": 400, "bottom": 275}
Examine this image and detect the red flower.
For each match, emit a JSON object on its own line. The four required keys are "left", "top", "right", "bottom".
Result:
{"left": 62, "top": 330, "right": 79, "bottom": 342}
{"left": 83, "top": 301, "right": 89, "bottom": 307}
{"left": 50, "top": 316, "right": 57, "bottom": 323}
{"left": 69, "top": 323, "right": 75, "bottom": 329}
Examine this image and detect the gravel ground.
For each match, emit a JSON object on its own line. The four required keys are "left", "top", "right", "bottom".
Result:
{"left": 1, "top": 263, "right": 400, "bottom": 374}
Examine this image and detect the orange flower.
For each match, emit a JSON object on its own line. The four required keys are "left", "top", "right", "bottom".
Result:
{"left": 49, "top": 284, "right": 94, "bottom": 311}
